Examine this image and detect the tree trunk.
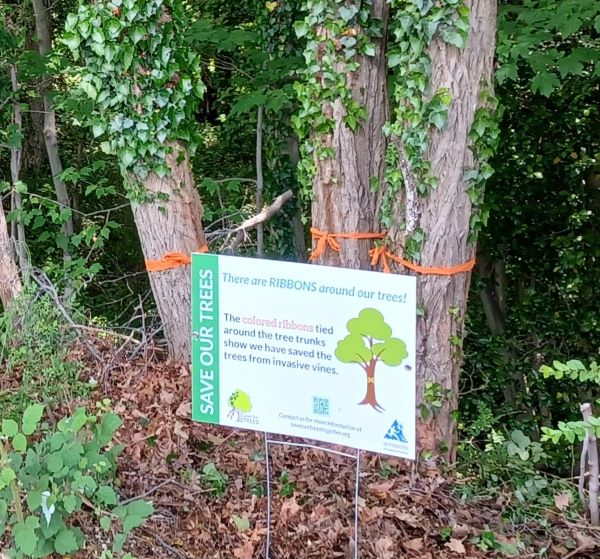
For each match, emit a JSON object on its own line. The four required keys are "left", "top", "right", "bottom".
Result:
{"left": 131, "top": 142, "right": 206, "bottom": 361}
{"left": 0, "top": 207, "right": 22, "bottom": 310}
{"left": 32, "top": 0, "right": 75, "bottom": 264}
{"left": 359, "top": 360, "right": 382, "bottom": 411}
{"left": 310, "top": 0, "right": 389, "bottom": 270}
{"left": 10, "top": 65, "right": 29, "bottom": 279}
{"left": 389, "top": 0, "right": 497, "bottom": 462}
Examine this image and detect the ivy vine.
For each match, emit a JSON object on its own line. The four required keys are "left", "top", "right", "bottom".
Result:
{"left": 291, "top": 0, "right": 379, "bottom": 192}
{"left": 381, "top": 0, "right": 469, "bottom": 230}
{"left": 465, "top": 86, "right": 502, "bottom": 241}
{"left": 62, "top": 0, "right": 205, "bottom": 200}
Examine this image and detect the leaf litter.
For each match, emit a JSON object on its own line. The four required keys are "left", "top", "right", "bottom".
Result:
{"left": 8, "top": 344, "right": 600, "bottom": 558}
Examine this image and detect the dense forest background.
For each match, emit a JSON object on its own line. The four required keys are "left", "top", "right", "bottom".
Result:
{"left": 1, "top": 0, "right": 600, "bottom": 557}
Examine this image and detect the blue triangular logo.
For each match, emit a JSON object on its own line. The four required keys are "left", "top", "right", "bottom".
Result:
{"left": 384, "top": 420, "right": 408, "bottom": 443}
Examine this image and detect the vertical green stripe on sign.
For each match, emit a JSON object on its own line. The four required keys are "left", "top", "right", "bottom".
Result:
{"left": 191, "top": 253, "right": 220, "bottom": 424}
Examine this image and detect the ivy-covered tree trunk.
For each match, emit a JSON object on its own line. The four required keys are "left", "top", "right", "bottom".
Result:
{"left": 301, "top": 0, "right": 389, "bottom": 269}
{"left": 387, "top": 0, "right": 497, "bottom": 462}
{"left": 63, "top": 0, "right": 207, "bottom": 361}
{"left": 0, "top": 208, "right": 22, "bottom": 309}
{"left": 131, "top": 143, "right": 206, "bottom": 360}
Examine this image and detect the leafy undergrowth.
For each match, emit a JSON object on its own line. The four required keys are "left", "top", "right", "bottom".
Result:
{"left": 4, "top": 342, "right": 600, "bottom": 558}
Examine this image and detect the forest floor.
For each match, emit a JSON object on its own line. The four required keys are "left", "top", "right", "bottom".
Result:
{"left": 5, "top": 340, "right": 600, "bottom": 559}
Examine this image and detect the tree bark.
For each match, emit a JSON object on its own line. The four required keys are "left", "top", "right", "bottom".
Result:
{"left": 388, "top": 0, "right": 497, "bottom": 462}
{"left": 310, "top": 0, "right": 389, "bottom": 270}
{"left": 32, "top": 0, "right": 75, "bottom": 265}
{"left": 10, "top": 65, "right": 29, "bottom": 279}
{"left": 131, "top": 142, "right": 206, "bottom": 361}
{"left": 0, "top": 206, "right": 22, "bottom": 310}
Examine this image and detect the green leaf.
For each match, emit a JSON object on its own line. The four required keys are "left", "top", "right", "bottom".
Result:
{"left": 12, "top": 432, "right": 27, "bottom": 452}
{"left": 443, "top": 30, "right": 466, "bottom": 49}
{"left": 97, "top": 485, "right": 118, "bottom": 506}
{"left": 22, "top": 404, "right": 44, "bottom": 435}
{"left": 2, "top": 419, "right": 18, "bottom": 437}
{"left": 27, "top": 491, "right": 43, "bottom": 511}
{"left": 122, "top": 500, "right": 154, "bottom": 533}
{"left": 63, "top": 495, "right": 77, "bottom": 514}
{"left": 233, "top": 515, "right": 250, "bottom": 532}
{"left": 47, "top": 453, "right": 64, "bottom": 474}
{"left": 388, "top": 52, "right": 402, "bottom": 68}
{"left": 62, "top": 33, "right": 81, "bottom": 50}
{"left": 531, "top": 72, "right": 560, "bottom": 97}
{"left": 339, "top": 5, "right": 358, "bottom": 22}
{"left": 100, "top": 516, "right": 111, "bottom": 531}
{"left": 54, "top": 528, "right": 79, "bottom": 555}
{"left": 13, "top": 517, "right": 40, "bottom": 555}
{"left": 80, "top": 81, "right": 98, "bottom": 101}
{"left": 98, "top": 412, "right": 123, "bottom": 446}
{"left": 293, "top": 21, "right": 309, "bottom": 38}
{"left": 0, "top": 467, "right": 16, "bottom": 489}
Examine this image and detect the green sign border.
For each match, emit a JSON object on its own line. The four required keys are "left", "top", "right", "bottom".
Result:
{"left": 191, "top": 253, "right": 220, "bottom": 423}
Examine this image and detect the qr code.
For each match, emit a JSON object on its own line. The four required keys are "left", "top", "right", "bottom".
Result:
{"left": 312, "top": 396, "right": 330, "bottom": 416}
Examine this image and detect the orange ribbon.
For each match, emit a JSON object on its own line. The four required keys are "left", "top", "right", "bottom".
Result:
{"left": 309, "top": 227, "right": 386, "bottom": 261}
{"left": 369, "top": 246, "right": 475, "bottom": 276}
{"left": 145, "top": 244, "right": 209, "bottom": 272}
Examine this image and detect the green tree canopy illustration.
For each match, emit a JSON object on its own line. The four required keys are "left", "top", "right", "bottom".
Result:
{"left": 335, "top": 308, "right": 409, "bottom": 412}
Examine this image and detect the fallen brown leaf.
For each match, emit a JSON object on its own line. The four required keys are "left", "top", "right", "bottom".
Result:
{"left": 445, "top": 538, "right": 466, "bottom": 555}
{"left": 554, "top": 491, "right": 572, "bottom": 511}
{"left": 404, "top": 537, "right": 424, "bottom": 552}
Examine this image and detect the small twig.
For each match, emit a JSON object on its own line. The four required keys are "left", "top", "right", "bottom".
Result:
{"left": 563, "top": 544, "right": 595, "bottom": 559}
{"left": 143, "top": 529, "right": 191, "bottom": 559}
{"left": 120, "top": 477, "right": 176, "bottom": 506}
{"left": 61, "top": 324, "right": 141, "bottom": 344}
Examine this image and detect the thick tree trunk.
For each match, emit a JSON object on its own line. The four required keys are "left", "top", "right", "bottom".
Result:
{"left": 311, "top": 0, "right": 389, "bottom": 269}
{"left": 389, "top": 0, "right": 497, "bottom": 462}
{"left": 131, "top": 142, "right": 206, "bottom": 361}
{"left": 32, "top": 0, "right": 75, "bottom": 263}
{"left": 0, "top": 207, "right": 22, "bottom": 310}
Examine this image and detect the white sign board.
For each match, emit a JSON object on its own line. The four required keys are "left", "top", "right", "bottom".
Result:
{"left": 191, "top": 254, "right": 417, "bottom": 459}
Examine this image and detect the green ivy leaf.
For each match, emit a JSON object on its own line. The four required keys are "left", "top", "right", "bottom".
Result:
{"left": 62, "top": 32, "right": 81, "bottom": 50}
{"left": 388, "top": 52, "right": 401, "bottom": 68}
{"left": 442, "top": 30, "right": 466, "bottom": 49}
{"left": 293, "top": 21, "right": 309, "bottom": 38}
{"left": 339, "top": 5, "right": 358, "bottom": 23}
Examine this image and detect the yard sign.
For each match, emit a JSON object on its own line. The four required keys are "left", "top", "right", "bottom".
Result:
{"left": 191, "top": 253, "right": 417, "bottom": 459}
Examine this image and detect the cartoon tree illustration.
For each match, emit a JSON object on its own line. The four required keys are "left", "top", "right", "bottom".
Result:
{"left": 227, "top": 390, "right": 252, "bottom": 420}
{"left": 335, "top": 308, "right": 408, "bottom": 412}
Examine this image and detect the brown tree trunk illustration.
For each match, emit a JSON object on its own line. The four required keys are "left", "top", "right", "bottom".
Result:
{"left": 359, "top": 360, "right": 384, "bottom": 412}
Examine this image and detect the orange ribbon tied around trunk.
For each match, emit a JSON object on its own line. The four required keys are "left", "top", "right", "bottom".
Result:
{"left": 369, "top": 245, "right": 392, "bottom": 273}
{"left": 369, "top": 245, "right": 475, "bottom": 275}
{"left": 145, "top": 244, "right": 209, "bottom": 272}
{"left": 309, "top": 227, "right": 386, "bottom": 261}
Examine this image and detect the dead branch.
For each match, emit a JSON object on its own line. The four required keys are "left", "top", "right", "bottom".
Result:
{"left": 227, "top": 189, "right": 294, "bottom": 253}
